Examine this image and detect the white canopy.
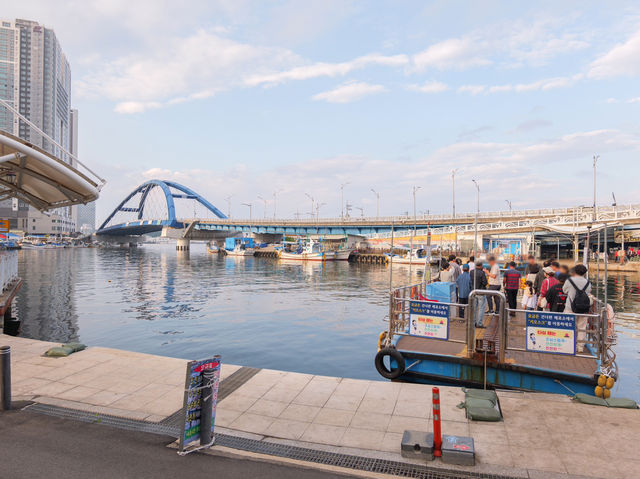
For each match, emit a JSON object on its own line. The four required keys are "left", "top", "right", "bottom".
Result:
{"left": 0, "top": 130, "right": 102, "bottom": 210}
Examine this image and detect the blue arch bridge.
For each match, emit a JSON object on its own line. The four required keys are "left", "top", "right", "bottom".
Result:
{"left": 96, "top": 179, "right": 640, "bottom": 250}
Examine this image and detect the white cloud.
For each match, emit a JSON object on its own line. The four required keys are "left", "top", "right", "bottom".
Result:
{"left": 413, "top": 38, "right": 490, "bottom": 71}
{"left": 588, "top": 29, "right": 640, "bottom": 79}
{"left": 458, "top": 85, "right": 486, "bottom": 95}
{"left": 412, "top": 18, "right": 590, "bottom": 72}
{"left": 78, "top": 28, "right": 300, "bottom": 113}
{"left": 462, "top": 74, "right": 583, "bottom": 95}
{"left": 245, "top": 54, "right": 408, "bottom": 87}
{"left": 408, "top": 80, "right": 449, "bottom": 93}
{"left": 629, "top": 97, "right": 640, "bottom": 103}
{"left": 312, "top": 81, "right": 385, "bottom": 103}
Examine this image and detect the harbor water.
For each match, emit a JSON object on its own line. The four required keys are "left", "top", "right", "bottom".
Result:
{"left": 15, "top": 243, "right": 640, "bottom": 401}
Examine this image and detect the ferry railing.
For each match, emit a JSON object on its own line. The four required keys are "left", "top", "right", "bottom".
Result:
{"left": 388, "top": 283, "right": 614, "bottom": 372}
{"left": 387, "top": 281, "right": 470, "bottom": 347}
{"left": 0, "top": 251, "right": 18, "bottom": 292}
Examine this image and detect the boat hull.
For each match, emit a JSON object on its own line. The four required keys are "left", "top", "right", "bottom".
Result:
{"left": 279, "top": 251, "right": 328, "bottom": 261}
{"left": 389, "top": 350, "right": 597, "bottom": 395}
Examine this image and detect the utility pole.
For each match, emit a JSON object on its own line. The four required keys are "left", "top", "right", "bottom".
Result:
{"left": 340, "top": 182, "right": 350, "bottom": 220}
{"left": 371, "top": 188, "right": 380, "bottom": 219}
{"left": 585, "top": 155, "right": 599, "bottom": 266}
{"left": 410, "top": 186, "right": 421, "bottom": 278}
{"left": 451, "top": 169, "right": 458, "bottom": 219}
{"left": 472, "top": 179, "right": 480, "bottom": 255}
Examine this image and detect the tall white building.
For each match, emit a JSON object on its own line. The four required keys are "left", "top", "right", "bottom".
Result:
{"left": 0, "top": 18, "right": 76, "bottom": 235}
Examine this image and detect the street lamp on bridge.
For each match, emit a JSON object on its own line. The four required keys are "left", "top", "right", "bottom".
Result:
{"left": 451, "top": 168, "right": 459, "bottom": 219}
{"left": 225, "top": 195, "right": 232, "bottom": 218}
{"left": 241, "top": 203, "right": 252, "bottom": 235}
{"left": 505, "top": 199, "right": 512, "bottom": 212}
{"left": 273, "top": 189, "right": 283, "bottom": 219}
{"left": 257, "top": 195, "right": 268, "bottom": 219}
{"left": 340, "top": 182, "right": 350, "bottom": 220}
{"left": 370, "top": 188, "right": 380, "bottom": 219}
{"left": 305, "top": 193, "right": 315, "bottom": 220}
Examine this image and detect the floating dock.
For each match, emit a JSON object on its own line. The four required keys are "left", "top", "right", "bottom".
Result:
{"left": 2, "top": 334, "right": 637, "bottom": 479}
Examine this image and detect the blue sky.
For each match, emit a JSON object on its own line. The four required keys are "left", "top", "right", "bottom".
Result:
{"left": 7, "top": 1, "right": 640, "bottom": 222}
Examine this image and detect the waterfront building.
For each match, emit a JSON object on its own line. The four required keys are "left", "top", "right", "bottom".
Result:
{"left": 0, "top": 18, "right": 76, "bottom": 235}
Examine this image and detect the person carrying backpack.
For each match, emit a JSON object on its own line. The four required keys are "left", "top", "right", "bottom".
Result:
{"left": 563, "top": 264, "right": 592, "bottom": 352}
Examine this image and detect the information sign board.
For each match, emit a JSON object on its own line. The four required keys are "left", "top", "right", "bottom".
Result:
{"left": 525, "top": 312, "right": 576, "bottom": 355}
{"left": 409, "top": 301, "right": 449, "bottom": 340}
{"left": 179, "top": 355, "right": 221, "bottom": 453}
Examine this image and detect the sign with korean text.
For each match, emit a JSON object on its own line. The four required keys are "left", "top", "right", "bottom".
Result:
{"left": 179, "top": 355, "right": 221, "bottom": 452}
{"left": 0, "top": 220, "right": 9, "bottom": 233}
{"left": 409, "top": 301, "right": 449, "bottom": 340}
{"left": 526, "top": 312, "right": 576, "bottom": 355}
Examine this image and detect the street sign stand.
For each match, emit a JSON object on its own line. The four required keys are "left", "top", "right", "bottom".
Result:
{"left": 178, "top": 355, "right": 221, "bottom": 455}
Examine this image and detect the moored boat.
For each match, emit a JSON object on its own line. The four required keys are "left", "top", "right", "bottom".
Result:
{"left": 374, "top": 280, "right": 618, "bottom": 396}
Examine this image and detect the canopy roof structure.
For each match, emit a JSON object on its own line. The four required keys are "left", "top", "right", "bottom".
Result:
{"left": 0, "top": 130, "right": 103, "bottom": 211}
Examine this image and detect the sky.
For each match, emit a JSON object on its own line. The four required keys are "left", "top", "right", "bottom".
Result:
{"left": 5, "top": 1, "right": 640, "bottom": 223}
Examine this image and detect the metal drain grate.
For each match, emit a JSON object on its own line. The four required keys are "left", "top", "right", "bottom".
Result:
{"left": 26, "top": 402, "right": 520, "bottom": 479}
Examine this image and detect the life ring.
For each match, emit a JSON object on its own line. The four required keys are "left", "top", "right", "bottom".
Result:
{"left": 375, "top": 347, "right": 405, "bottom": 380}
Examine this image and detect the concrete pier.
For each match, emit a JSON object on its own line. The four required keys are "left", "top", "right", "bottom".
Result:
{"left": 176, "top": 238, "right": 190, "bottom": 252}
{"left": 2, "top": 334, "right": 638, "bottom": 479}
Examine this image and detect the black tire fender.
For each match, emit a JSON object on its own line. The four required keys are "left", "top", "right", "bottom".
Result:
{"left": 375, "top": 347, "right": 405, "bottom": 380}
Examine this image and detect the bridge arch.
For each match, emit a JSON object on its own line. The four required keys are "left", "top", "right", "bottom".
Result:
{"left": 97, "top": 179, "right": 226, "bottom": 235}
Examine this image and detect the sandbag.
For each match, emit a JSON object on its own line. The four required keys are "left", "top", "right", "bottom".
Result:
{"left": 65, "top": 342, "right": 86, "bottom": 352}
{"left": 572, "top": 393, "right": 608, "bottom": 406}
{"left": 466, "top": 406, "right": 502, "bottom": 422}
{"left": 604, "top": 398, "right": 638, "bottom": 409}
{"left": 458, "top": 388, "right": 502, "bottom": 421}
{"left": 45, "top": 346, "right": 75, "bottom": 357}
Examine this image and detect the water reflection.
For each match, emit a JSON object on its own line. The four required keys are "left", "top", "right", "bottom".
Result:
{"left": 15, "top": 244, "right": 640, "bottom": 400}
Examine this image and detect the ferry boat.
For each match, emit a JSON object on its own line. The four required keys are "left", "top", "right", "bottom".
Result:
{"left": 374, "top": 280, "right": 617, "bottom": 396}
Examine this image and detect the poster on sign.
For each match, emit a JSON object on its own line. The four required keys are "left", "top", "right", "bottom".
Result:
{"left": 409, "top": 301, "right": 449, "bottom": 340}
{"left": 525, "top": 312, "right": 576, "bottom": 355}
{"left": 179, "top": 355, "right": 221, "bottom": 453}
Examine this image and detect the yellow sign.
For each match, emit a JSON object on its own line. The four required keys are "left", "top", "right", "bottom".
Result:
{"left": 0, "top": 220, "right": 9, "bottom": 233}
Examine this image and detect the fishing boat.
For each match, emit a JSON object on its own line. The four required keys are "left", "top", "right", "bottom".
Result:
{"left": 206, "top": 242, "right": 219, "bottom": 254}
{"left": 224, "top": 237, "right": 255, "bottom": 257}
{"left": 279, "top": 238, "right": 328, "bottom": 261}
{"left": 391, "top": 248, "right": 429, "bottom": 265}
{"left": 374, "top": 279, "right": 618, "bottom": 396}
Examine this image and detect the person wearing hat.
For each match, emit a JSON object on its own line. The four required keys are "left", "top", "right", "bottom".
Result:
{"left": 538, "top": 266, "right": 559, "bottom": 311}
{"left": 456, "top": 263, "right": 472, "bottom": 318}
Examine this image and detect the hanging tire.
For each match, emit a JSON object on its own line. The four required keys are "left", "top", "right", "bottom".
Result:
{"left": 375, "top": 347, "right": 405, "bottom": 380}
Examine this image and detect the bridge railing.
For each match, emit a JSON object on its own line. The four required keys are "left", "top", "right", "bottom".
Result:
{"left": 195, "top": 204, "right": 640, "bottom": 226}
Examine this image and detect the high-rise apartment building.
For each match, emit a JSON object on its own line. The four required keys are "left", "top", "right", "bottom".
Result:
{"left": 0, "top": 18, "right": 76, "bottom": 235}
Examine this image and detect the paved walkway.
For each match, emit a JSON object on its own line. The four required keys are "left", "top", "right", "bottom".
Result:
{"left": 4, "top": 334, "right": 639, "bottom": 478}
{"left": 0, "top": 407, "right": 360, "bottom": 479}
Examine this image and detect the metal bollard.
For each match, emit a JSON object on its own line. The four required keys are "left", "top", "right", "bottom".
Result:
{"left": 199, "top": 368, "right": 214, "bottom": 446}
{"left": 432, "top": 387, "right": 442, "bottom": 457}
{"left": 1, "top": 346, "right": 10, "bottom": 411}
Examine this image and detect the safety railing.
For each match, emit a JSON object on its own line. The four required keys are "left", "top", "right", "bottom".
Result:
{"left": 0, "top": 251, "right": 18, "bottom": 292}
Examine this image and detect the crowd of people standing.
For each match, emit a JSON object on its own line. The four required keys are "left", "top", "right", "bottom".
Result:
{"left": 439, "top": 253, "right": 593, "bottom": 351}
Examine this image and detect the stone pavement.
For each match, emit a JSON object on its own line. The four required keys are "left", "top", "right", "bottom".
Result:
{"left": 4, "top": 334, "right": 639, "bottom": 479}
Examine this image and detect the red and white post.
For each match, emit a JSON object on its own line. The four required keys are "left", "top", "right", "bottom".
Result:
{"left": 432, "top": 387, "right": 442, "bottom": 457}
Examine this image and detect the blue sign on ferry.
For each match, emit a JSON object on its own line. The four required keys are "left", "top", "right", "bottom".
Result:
{"left": 525, "top": 312, "right": 576, "bottom": 355}
{"left": 409, "top": 301, "right": 449, "bottom": 340}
